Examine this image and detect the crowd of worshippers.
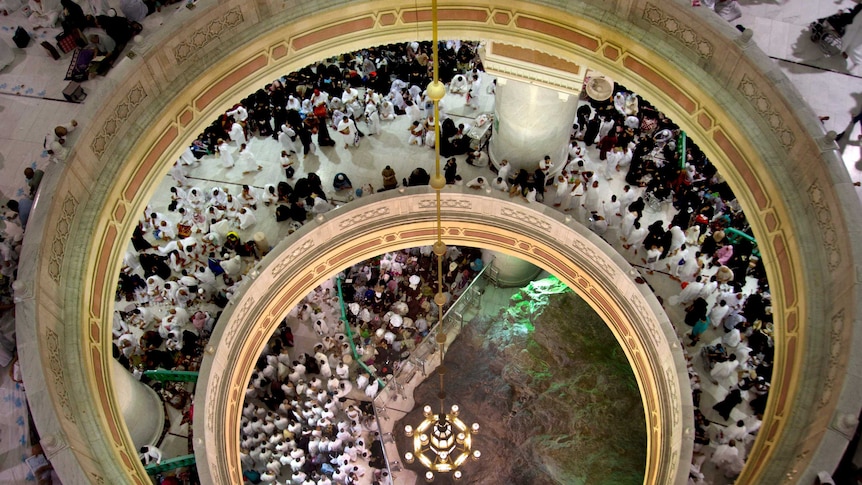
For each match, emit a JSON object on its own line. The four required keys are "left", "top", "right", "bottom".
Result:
{"left": 501, "top": 86, "right": 774, "bottom": 482}
{"left": 239, "top": 314, "right": 389, "bottom": 485}
{"left": 110, "top": 37, "right": 776, "bottom": 482}
{"left": 238, "top": 246, "right": 483, "bottom": 484}
{"left": 0, "top": 120, "right": 72, "bottom": 366}
{"left": 180, "top": 40, "right": 482, "bottom": 164}
{"left": 24, "top": 0, "right": 150, "bottom": 75}
{"left": 108, "top": 41, "right": 487, "bottom": 482}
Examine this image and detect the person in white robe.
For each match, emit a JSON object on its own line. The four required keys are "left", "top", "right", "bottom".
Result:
{"left": 551, "top": 175, "right": 569, "bottom": 206}
{"left": 669, "top": 277, "right": 706, "bottom": 306}
{"left": 227, "top": 104, "right": 248, "bottom": 123}
{"left": 336, "top": 116, "right": 356, "bottom": 148}
{"left": 261, "top": 184, "right": 278, "bottom": 206}
{"left": 279, "top": 125, "right": 298, "bottom": 154}
{"left": 237, "top": 208, "right": 256, "bottom": 231}
{"left": 379, "top": 99, "right": 396, "bottom": 120}
{"left": 229, "top": 121, "right": 246, "bottom": 146}
{"left": 0, "top": 0, "right": 24, "bottom": 15}
{"left": 169, "top": 161, "right": 188, "bottom": 187}
{"left": 364, "top": 101, "right": 381, "bottom": 135}
{"left": 628, "top": 221, "right": 648, "bottom": 254}
{"left": 217, "top": 139, "right": 234, "bottom": 169}
{"left": 467, "top": 74, "right": 481, "bottom": 109}
{"left": 491, "top": 176, "right": 508, "bottom": 192}
{"left": 842, "top": 10, "right": 862, "bottom": 73}
{"left": 407, "top": 121, "right": 424, "bottom": 146}
{"left": 237, "top": 144, "right": 262, "bottom": 174}
{"left": 28, "top": 0, "right": 60, "bottom": 29}
{"left": 449, "top": 73, "right": 468, "bottom": 94}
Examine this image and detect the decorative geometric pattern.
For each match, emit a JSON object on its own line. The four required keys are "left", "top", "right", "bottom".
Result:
{"left": 664, "top": 364, "right": 681, "bottom": 438}
{"left": 499, "top": 206, "right": 552, "bottom": 233}
{"left": 417, "top": 198, "right": 472, "bottom": 210}
{"left": 630, "top": 293, "right": 662, "bottom": 349}
{"left": 45, "top": 328, "right": 75, "bottom": 423}
{"left": 807, "top": 182, "right": 840, "bottom": 270}
{"left": 173, "top": 7, "right": 245, "bottom": 63}
{"left": 337, "top": 207, "right": 391, "bottom": 230}
{"left": 642, "top": 3, "right": 714, "bottom": 60}
{"left": 738, "top": 74, "right": 797, "bottom": 150}
{"left": 206, "top": 371, "right": 221, "bottom": 434}
{"left": 89, "top": 82, "right": 148, "bottom": 159}
{"left": 570, "top": 238, "right": 612, "bottom": 275}
{"left": 224, "top": 296, "right": 256, "bottom": 349}
{"left": 817, "top": 309, "right": 845, "bottom": 410}
{"left": 48, "top": 194, "right": 79, "bottom": 282}
{"left": 270, "top": 239, "right": 315, "bottom": 277}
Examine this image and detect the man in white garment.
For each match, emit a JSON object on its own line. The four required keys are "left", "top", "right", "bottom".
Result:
{"left": 842, "top": 9, "right": 862, "bottom": 74}
{"left": 467, "top": 74, "right": 481, "bottom": 110}
{"left": 449, "top": 74, "right": 468, "bottom": 94}
{"left": 229, "top": 120, "right": 246, "bottom": 146}
{"left": 336, "top": 116, "right": 356, "bottom": 149}
{"left": 28, "top": 0, "right": 60, "bottom": 29}
{"left": 227, "top": 104, "right": 249, "bottom": 123}
{"left": 497, "top": 159, "right": 512, "bottom": 184}
{"left": 364, "top": 101, "right": 381, "bottom": 135}
{"left": 279, "top": 124, "right": 298, "bottom": 154}
{"left": 491, "top": 176, "right": 508, "bottom": 192}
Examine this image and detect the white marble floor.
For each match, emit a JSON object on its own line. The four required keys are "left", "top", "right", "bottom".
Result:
{"left": 0, "top": 0, "right": 860, "bottom": 483}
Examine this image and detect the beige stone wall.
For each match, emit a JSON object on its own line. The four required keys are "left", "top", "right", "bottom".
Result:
{"left": 15, "top": 0, "right": 861, "bottom": 484}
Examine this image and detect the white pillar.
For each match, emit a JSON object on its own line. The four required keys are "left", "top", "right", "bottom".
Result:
{"left": 488, "top": 78, "right": 578, "bottom": 176}
{"left": 482, "top": 250, "right": 543, "bottom": 288}
{"left": 111, "top": 359, "right": 165, "bottom": 449}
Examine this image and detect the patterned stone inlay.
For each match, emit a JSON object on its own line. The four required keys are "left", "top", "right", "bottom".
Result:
{"left": 270, "top": 239, "right": 315, "bottom": 277}
{"left": 48, "top": 194, "right": 79, "bottom": 282}
{"left": 817, "top": 309, "right": 846, "bottom": 410}
{"left": 337, "top": 207, "right": 391, "bottom": 230}
{"left": 206, "top": 371, "right": 222, "bottom": 434}
{"left": 90, "top": 82, "right": 148, "bottom": 159}
{"left": 738, "top": 74, "right": 797, "bottom": 149}
{"left": 807, "top": 182, "right": 840, "bottom": 270}
{"left": 569, "top": 238, "right": 612, "bottom": 275}
{"left": 173, "top": 6, "right": 244, "bottom": 63}
{"left": 499, "top": 206, "right": 552, "bottom": 232}
{"left": 45, "top": 328, "right": 75, "bottom": 423}
{"left": 664, "top": 364, "right": 682, "bottom": 438}
{"left": 642, "top": 3, "right": 714, "bottom": 60}
{"left": 224, "top": 295, "right": 257, "bottom": 349}
{"left": 630, "top": 293, "right": 662, "bottom": 350}
{"left": 417, "top": 198, "right": 472, "bottom": 209}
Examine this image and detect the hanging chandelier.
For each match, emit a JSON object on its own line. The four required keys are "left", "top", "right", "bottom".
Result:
{"left": 401, "top": 0, "right": 479, "bottom": 481}
{"left": 403, "top": 334, "right": 480, "bottom": 482}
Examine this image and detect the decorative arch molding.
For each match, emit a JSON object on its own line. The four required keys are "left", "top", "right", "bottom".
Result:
{"left": 196, "top": 190, "right": 692, "bottom": 484}
{"left": 15, "top": 1, "right": 861, "bottom": 484}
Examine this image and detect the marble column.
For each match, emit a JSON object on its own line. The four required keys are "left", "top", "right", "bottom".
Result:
{"left": 111, "top": 359, "right": 165, "bottom": 449}
{"left": 482, "top": 250, "right": 543, "bottom": 288}
{"left": 488, "top": 78, "right": 578, "bottom": 176}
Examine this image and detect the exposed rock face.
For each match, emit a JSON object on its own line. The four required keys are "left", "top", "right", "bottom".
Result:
{"left": 395, "top": 278, "right": 646, "bottom": 484}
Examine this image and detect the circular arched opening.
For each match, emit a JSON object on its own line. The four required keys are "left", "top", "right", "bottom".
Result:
{"left": 194, "top": 190, "right": 690, "bottom": 484}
